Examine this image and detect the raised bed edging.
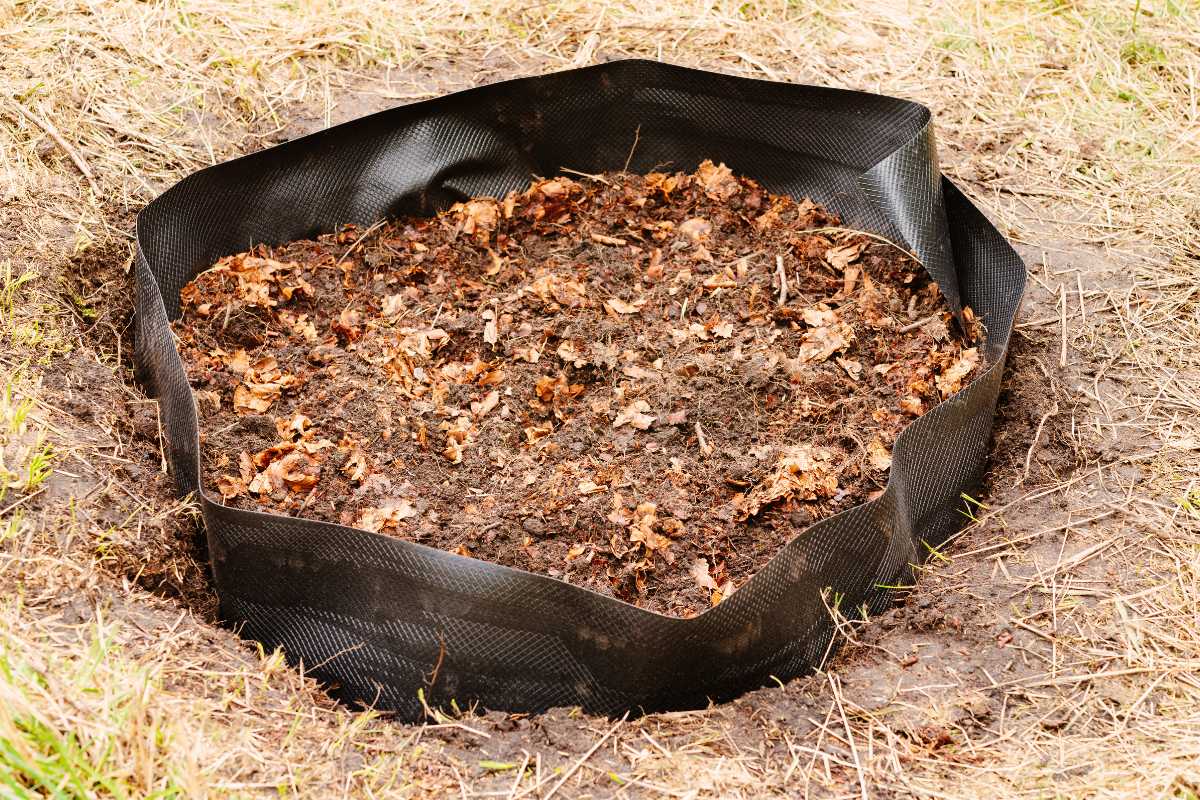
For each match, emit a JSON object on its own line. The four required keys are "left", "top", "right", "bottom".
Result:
{"left": 133, "top": 60, "right": 1025, "bottom": 720}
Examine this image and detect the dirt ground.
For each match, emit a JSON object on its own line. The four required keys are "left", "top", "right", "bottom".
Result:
{"left": 2, "top": 2, "right": 1198, "bottom": 797}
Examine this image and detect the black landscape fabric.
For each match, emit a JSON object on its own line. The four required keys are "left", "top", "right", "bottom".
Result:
{"left": 133, "top": 60, "right": 1025, "bottom": 721}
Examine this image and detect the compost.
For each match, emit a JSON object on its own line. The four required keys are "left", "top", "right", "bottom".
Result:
{"left": 175, "top": 164, "right": 981, "bottom": 617}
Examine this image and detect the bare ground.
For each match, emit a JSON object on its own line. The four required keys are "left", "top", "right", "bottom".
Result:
{"left": 2, "top": 2, "right": 1198, "bottom": 797}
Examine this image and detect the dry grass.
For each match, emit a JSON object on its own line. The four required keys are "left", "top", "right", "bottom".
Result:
{"left": 2, "top": 0, "right": 1199, "bottom": 796}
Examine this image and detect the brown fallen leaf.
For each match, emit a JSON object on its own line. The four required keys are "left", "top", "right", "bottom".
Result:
{"left": 233, "top": 355, "right": 297, "bottom": 414}
{"left": 470, "top": 389, "right": 500, "bottom": 418}
{"left": 842, "top": 265, "right": 860, "bottom": 296}
{"left": 223, "top": 349, "right": 251, "bottom": 375}
{"left": 690, "top": 558, "right": 718, "bottom": 591}
{"left": 556, "top": 341, "right": 586, "bottom": 367}
{"left": 215, "top": 475, "right": 244, "bottom": 500}
{"left": 796, "top": 324, "right": 853, "bottom": 363}
{"left": 357, "top": 499, "right": 418, "bottom": 533}
{"left": 734, "top": 446, "right": 840, "bottom": 520}
{"left": 695, "top": 160, "right": 740, "bottom": 200}
{"left": 481, "top": 308, "right": 499, "bottom": 345}
{"left": 441, "top": 416, "right": 473, "bottom": 464}
{"left": 702, "top": 268, "right": 737, "bottom": 290}
{"left": 629, "top": 502, "right": 674, "bottom": 562}
{"left": 900, "top": 395, "right": 925, "bottom": 416}
{"left": 613, "top": 400, "right": 655, "bottom": 430}
{"left": 233, "top": 384, "right": 276, "bottom": 414}
{"left": 248, "top": 451, "right": 320, "bottom": 495}
{"left": 868, "top": 438, "right": 893, "bottom": 470}
{"left": 825, "top": 241, "right": 865, "bottom": 271}
{"left": 935, "top": 347, "right": 980, "bottom": 397}
{"left": 801, "top": 303, "right": 839, "bottom": 327}
{"left": 453, "top": 198, "right": 499, "bottom": 241}
{"left": 836, "top": 357, "right": 863, "bottom": 380}
{"left": 605, "top": 296, "right": 645, "bottom": 315}
{"left": 238, "top": 451, "right": 255, "bottom": 484}
{"left": 332, "top": 306, "right": 363, "bottom": 342}
{"left": 341, "top": 445, "right": 370, "bottom": 483}
{"left": 381, "top": 294, "right": 405, "bottom": 316}
{"left": 677, "top": 217, "right": 712, "bottom": 242}
{"left": 523, "top": 422, "right": 553, "bottom": 444}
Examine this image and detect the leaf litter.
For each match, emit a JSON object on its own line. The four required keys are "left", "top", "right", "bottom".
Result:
{"left": 174, "top": 162, "right": 983, "bottom": 617}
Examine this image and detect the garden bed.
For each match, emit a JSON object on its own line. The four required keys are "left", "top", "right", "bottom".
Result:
{"left": 175, "top": 163, "right": 980, "bottom": 617}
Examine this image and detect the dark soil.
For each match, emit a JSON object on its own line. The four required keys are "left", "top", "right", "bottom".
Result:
{"left": 173, "top": 163, "right": 982, "bottom": 617}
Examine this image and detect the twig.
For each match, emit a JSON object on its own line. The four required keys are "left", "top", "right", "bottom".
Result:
{"left": 334, "top": 218, "right": 389, "bottom": 268}
{"left": 694, "top": 421, "right": 711, "bottom": 455}
{"left": 827, "top": 673, "right": 868, "bottom": 800}
{"left": 1021, "top": 402, "right": 1059, "bottom": 483}
{"left": 7, "top": 99, "right": 99, "bottom": 193}
{"left": 0, "top": 486, "right": 48, "bottom": 518}
{"left": 805, "top": 226, "right": 911, "bottom": 256}
{"left": 560, "top": 167, "right": 610, "bottom": 185}
{"left": 505, "top": 752, "right": 531, "bottom": 800}
{"left": 1059, "top": 283, "right": 1068, "bottom": 368}
{"left": 424, "top": 631, "right": 447, "bottom": 687}
{"left": 775, "top": 254, "right": 788, "bottom": 306}
{"left": 542, "top": 715, "right": 625, "bottom": 799}
{"left": 622, "top": 124, "right": 641, "bottom": 173}
{"left": 1076, "top": 271, "right": 1087, "bottom": 326}
{"left": 897, "top": 313, "right": 941, "bottom": 334}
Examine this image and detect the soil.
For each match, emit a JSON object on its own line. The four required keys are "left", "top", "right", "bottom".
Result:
{"left": 173, "top": 163, "right": 982, "bottom": 617}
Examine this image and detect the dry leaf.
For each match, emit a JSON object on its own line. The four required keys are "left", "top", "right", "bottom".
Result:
{"left": 678, "top": 217, "right": 712, "bottom": 242}
{"left": 215, "top": 475, "right": 244, "bottom": 500}
{"left": 825, "top": 242, "right": 865, "bottom": 271}
{"left": 454, "top": 198, "right": 498, "bottom": 240}
{"left": 802, "top": 304, "right": 839, "bottom": 327}
{"left": 935, "top": 347, "right": 980, "bottom": 397}
{"left": 238, "top": 451, "right": 255, "bottom": 484}
{"left": 900, "top": 395, "right": 924, "bottom": 416}
{"left": 836, "top": 357, "right": 863, "bottom": 380}
{"left": 381, "top": 294, "right": 405, "bottom": 316}
{"left": 690, "top": 558, "right": 718, "bottom": 591}
{"left": 485, "top": 248, "right": 503, "bottom": 276}
{"left": 481, "top": 309, "right": 499, "bottom": 345}
{"left": 735, "top": 446, "right": 839, "bottom": 520}
{"left": 702, "top": 269, "right": 737, "bottom": 290}
{"left": 341, "top": 446, "right": 370, "bottom": 483}
{"left": 248, "top": 451, "right": 320, "bottom": 495}
{"left": 233, "top": 383, "right": 277, "bottom": 414}
{"left": 842, "top": 265, "right": 860, "bottom": 295}
{"left": 357, "top": 499, "right": 417, "bottom": 533}
{"left": 695, "top": 160, "right": 740, "bottom": 200}
{"left": 470, "top": 389, "right": 500, "bottom": 418}
{"left": 796, "top": 324, "right": 852, "bottom": 363}
{"left": 225, "top": 349, "right": 250, "bottom": 375}
{"left": 613, "top": 400, "right": 655, "bottom": 430}
{"left": 605, "top": 297, "right": 644, "bottom": 315}
{"left": 868, "top": 438, "right": 893, "bottom": 470}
